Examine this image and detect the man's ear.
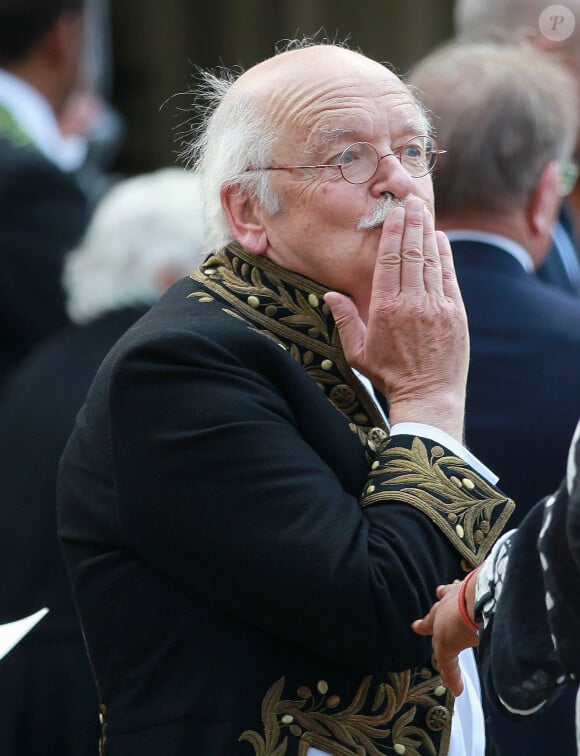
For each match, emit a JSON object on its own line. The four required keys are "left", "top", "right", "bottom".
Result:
{"left": 221, "top": 185, "right": 269, "bottom": 255}
{"left": 527, "top": 160, "right": 561, "bottom": 238}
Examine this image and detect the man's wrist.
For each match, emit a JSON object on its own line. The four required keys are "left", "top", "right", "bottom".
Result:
{"left": 458, "top": 568, "right": 483, "bottom": 633}
{"left": 388, "top": 397, "right": 465, "bottom": 443}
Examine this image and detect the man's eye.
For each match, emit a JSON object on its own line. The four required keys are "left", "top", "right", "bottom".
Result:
{"left": 403, "top": 144, "right": 423, "bottom": 159}
{"left": 340, "top": 150, "right": 356, "bottom": 166}
{"left": 340, "top": 144, "right": 364, "bottom": 166}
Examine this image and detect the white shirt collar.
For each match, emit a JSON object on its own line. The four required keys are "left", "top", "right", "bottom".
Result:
{"left": 0, "top": 68, "right": 86, "bottom": 171}
{"left": 443, "top": 229, "right": 534, "bottom": 274}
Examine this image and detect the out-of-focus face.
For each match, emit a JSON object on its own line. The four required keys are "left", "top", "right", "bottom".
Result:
{"left": 56, "top": 10, "right": 86, "bottom": 115}
{"left": 237, "top": 46, "right": 435, "bottom": 317}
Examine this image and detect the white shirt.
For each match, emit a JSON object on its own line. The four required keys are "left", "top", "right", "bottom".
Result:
{"left": 0, "top": 68, "right": 86, "bottom": 171}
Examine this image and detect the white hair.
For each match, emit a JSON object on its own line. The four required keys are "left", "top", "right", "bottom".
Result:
{"left": 180, "top": 69, "right": 281, "bottom": 250}
{"left": 64, "top": 168, "right": 209, "bottom": 324}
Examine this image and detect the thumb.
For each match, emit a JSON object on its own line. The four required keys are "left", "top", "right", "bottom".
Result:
{"left": 411, "top": 618, "right": 434, "bottom": 636}
{"left": 324, "top": 292, "right": 365, "bottom": 366}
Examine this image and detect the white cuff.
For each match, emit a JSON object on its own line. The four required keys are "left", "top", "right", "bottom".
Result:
{"left": 389, "top": 423, "right": 499, "bottom": 485}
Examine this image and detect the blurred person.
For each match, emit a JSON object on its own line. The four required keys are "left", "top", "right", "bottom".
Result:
{"left": 454, "top": 0, "right": 580, "bottom": 296}
{"left": 57, "top": 41, "right": 514, "bottom": 756}
{"left": 59, "top": 0, "right": 125, "bottom": 207}
{"left": 412, "top": 417, "right": 580, "bottom": 751}
{"left": 0, "top": 0, "right": 90, "bottom": 389}
{"left": 409, "top": 39, "right": 580, "bottom": 755}
{"left": 0, "top": 167, "right": 207, "bottom": 756}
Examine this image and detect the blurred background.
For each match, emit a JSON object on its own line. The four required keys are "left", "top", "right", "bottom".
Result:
{"left": 107, "top": 0, "right": 455, "bottom": 175}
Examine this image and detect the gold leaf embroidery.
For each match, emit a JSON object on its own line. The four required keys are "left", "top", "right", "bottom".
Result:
{"left": 189, "top": 245, "right": 513, "bottom": 753}
{"left": 240, "top": 675, "right": 443, "bottom": 756}
{"left": 190, "top": 246, "right": 386, "bottom": 433}
{"left": 361, "top": 437, "right": 515, "bottom": 566}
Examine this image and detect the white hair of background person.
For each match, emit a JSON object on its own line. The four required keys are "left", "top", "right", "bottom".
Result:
{"left": 63, "top": 167, "right": 208, "bottom": 324}
{"left": 180, "top": 38, "right": 431, "bottom": 251}
{"left": 407, "top": 40, "right": 579, "bottom": 216}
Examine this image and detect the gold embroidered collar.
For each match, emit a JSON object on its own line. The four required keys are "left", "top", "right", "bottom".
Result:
{"left": 191, "top": 243, "right": 386, "bottom": 432}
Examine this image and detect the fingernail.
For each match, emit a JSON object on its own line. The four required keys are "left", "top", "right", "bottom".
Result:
{"left": 323, "top": 292, "right": 341, "bottom": 308}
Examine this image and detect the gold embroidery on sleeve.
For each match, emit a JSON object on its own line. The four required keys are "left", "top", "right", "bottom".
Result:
{"left": 361, "top": 436, "right": 515, "bottom": 566}
{"left": 240, "top": 673, "right": 451, "bottom": 755}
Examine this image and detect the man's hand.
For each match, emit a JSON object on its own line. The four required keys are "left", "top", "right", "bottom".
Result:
{"left": 412, "top": 577, "right": 481, "bottom": 697}
{"left": 324, "top": 197, "right": 469, "bottom": 441}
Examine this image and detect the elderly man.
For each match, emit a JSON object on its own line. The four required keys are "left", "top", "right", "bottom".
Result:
{"left": 57, "top": 42, "right": 513, "bottom": 756}
{"left": 409, "top": 39, "right": 580, "bottom": 756}
{"left": 453, "top": 0, "right": 580, "bottom": 296}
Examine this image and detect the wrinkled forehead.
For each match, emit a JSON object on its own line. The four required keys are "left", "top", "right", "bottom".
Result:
{"left": 234, "top": 46, "right": 428, "bottom": 149}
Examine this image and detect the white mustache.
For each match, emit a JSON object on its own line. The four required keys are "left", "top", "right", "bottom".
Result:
{"left": 357, "top": 194, "right": 419, "bottom": 230}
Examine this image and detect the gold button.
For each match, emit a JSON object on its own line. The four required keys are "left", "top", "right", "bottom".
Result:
{"left": 431, "top": 445, "right": 444, "bottom": 457}
{"left": 455, "top": 524, "right": 465, "bottom": 538}
{"left": 281, "top": 714, "right": 294, "bottom": 725}
{"left": 308, "top": 293, "right": 319, "bottom": 307}
{"left": 321, "top": 359, "right": 334, "bottom": 371}
{"left": 394, "top": 745, "right": 406, "bottom": 755}
{"left": 450, "top": 476, "right": 462, "bottom": 487}
{"left": 367, "top": 485, "right": 376, "bottom": 494}
{"left": 462, "top": 478, "right": 475, "bottom": 490}
{"left": 247, "top": 295, "right": 260, "bottom": 308}
{"left": 317, "top": 680, "right": 329, "bottom": 694}
{"left": 426, "top": 704, "right": 449, "bottom": 731}
{"left": 434, "top": 685, "right": 446, "bottom": 697}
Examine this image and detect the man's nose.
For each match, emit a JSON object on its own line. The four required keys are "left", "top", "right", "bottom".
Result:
{"left": 369, "top": 154, "right": 416, "bottom": 199}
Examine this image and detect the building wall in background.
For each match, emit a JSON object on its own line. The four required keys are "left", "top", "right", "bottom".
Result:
{"left": 109, "top": 0, "right": 454, "bottom": 174}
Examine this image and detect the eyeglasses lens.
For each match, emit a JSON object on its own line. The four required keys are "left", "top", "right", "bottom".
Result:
{"left": 402, "top": 137, "right": 437, "bottom": 177}
{"left": 340, "top": 138, "right": 438, "bottom": 184}
{"left": 340, "top": 143, "right": 377, "bottom": 184}
{"left": 559, "top": 161, "right": 579, "bottom": 196}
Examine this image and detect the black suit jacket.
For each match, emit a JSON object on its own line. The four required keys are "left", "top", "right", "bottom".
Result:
{"left": 452, "top": 239, "right": 580, "bottom": 755}
{"left": 57, "top": 246, "right": 513, "bottom": 755}
{"left": 0, "top": 136, "right": 89, "bottom": 388}
{"left": 0, "top": 307, "right": 147, "bottom": 756}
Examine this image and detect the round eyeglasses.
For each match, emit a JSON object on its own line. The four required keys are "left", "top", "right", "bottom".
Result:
{"left": 245, "top": 136, "right": 445, "bottom": 184}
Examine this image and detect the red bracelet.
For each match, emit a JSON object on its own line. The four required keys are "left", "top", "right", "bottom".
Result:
{"left": 457, "top": 570, "right": 479, "bottom": 634}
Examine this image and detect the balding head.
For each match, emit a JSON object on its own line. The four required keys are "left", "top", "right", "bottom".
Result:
{"left": 185, "top": 42, "right": 428, "bottom": 250}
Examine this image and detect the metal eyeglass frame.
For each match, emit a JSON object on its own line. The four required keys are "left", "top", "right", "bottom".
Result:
{"left": 245, "top": 136, "right": 446, "bottom": 184}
